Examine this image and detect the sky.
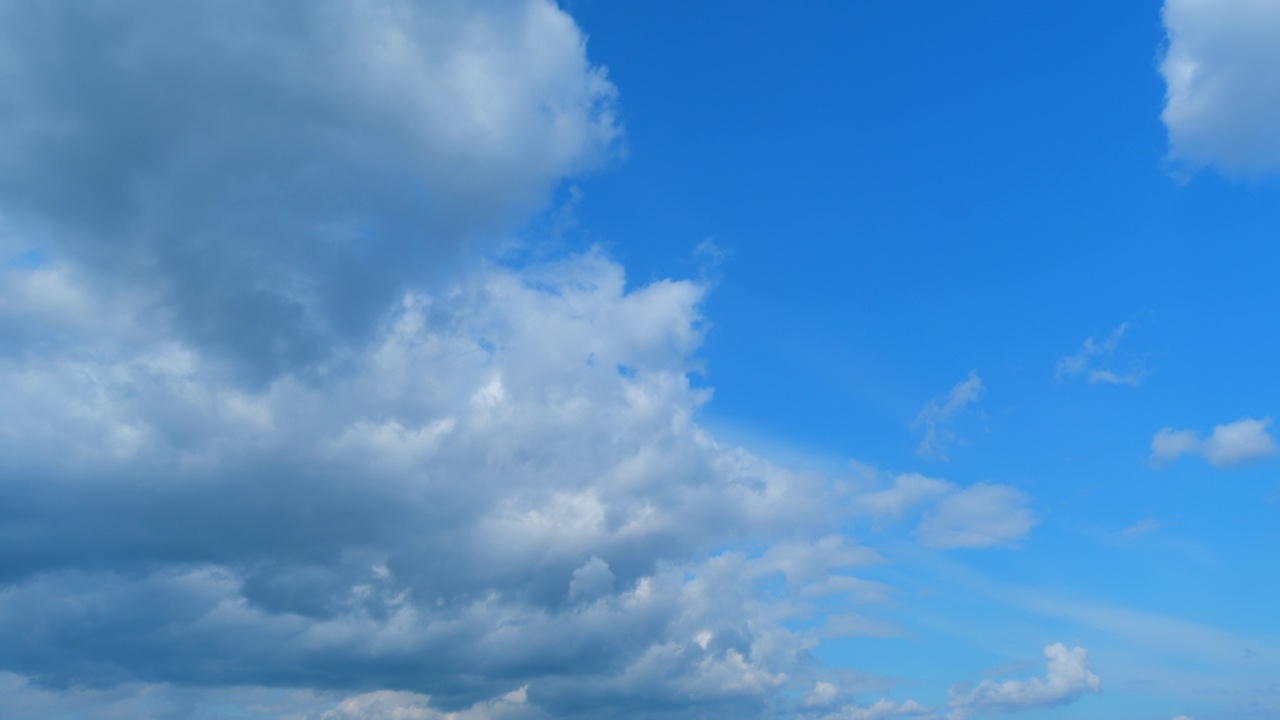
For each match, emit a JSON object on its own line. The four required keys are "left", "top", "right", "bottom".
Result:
{"left": 0, "top": 1, "right": 1278, "bottom": 719}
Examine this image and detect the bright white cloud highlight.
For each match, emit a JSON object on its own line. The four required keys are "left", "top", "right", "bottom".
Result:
{"left": 913, "top": 372, "right": 983, "bottom": 460}
{"left": 947, "top": 644, "right": 1101, "bottom": 719}
{"left": 1161, "top": 0, "right": 1280, "bottom": 174}
{"left": 1150, "top": 417, "right": 1278, "bottom": 468}
{"left": 831, "top": 698, "right": 935, "bottom": 720}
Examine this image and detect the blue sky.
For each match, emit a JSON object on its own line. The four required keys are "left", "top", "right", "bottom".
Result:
{"left": 1, "top": 1, "right": 1278, "bottom": 719}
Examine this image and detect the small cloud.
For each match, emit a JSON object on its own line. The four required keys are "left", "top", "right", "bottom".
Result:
{"left": 1118, "top": 518, "right": 1165, "bottom": 539}
{"left": 915, "top": 483, "right": 1037, "bottom": 549}
{"left": 850, "top": 468, "right": 1038, "bottom": 550}
{"left": 822, "top": 698, "right": 935, "bottom": 720}
{"left": 851, "top": 472, "right": 954, "bottom": 522}
{"left": 947, "top": 643, "right": 1101, "bottom": 720}
{"left": 1150, "top": 417, "right": 1278, "bottom": 468}
{"left": 914, "top": 372, "right": 983, "bottom": 460}
{"left": 1057, "top": 322, "right": 1142, "bottom": 385}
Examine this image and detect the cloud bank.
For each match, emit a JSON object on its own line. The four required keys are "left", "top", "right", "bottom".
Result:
{"left": 0, "top": 1, "right": 1052, "bottom": 718}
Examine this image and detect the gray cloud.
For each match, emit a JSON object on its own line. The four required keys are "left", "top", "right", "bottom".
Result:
{"left": 1161, "top": 0, "right": 1280, "bottom": 175}
{"left": 0, "top": 0, "right": 619, "bottom": 382}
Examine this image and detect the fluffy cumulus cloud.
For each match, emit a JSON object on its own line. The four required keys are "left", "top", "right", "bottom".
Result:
{"left": 0, "top": 2, "right": 1047, "bottom": 718}
{"left": 1161, "top": 0, "right": 1280, "bottom": 174}
{"left": 946, "top": 644, "right": 1100, "bottom": 720}
{"left": 913, "top": 373, "right": 983, "bottom": 460}
{"left": 1150, "top": 417, "right": 1278, "bottom": 468}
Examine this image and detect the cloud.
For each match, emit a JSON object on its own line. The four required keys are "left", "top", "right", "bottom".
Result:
{"left": 850, "top": 472, "right": 1037, "bottom": 550}
{"left": 1161, "top": 0, "right": 1280, "bottom": 175}
{"left": 1056, "top": 323, "right": 1142, "bottom": 385}
{"left": 321, "top": 687, "right": 534, "bottom": 720}
{"left": 1118, "top": 518, "right": 1166, "bottom": 539}
{"left": 0, "top": 1, "right": 1047, "bottom": 717}
{"left": 851, "top": 473, "right": 954, "bottom": 522}
{"left": 829, "top": 699, "right": 935, "bottom": 720}
{"left": 0, "top": 0, "right": 620, "bottom": 382}
{"left": 914, "top": 484, "right": 1037, "bottom": 550}
{"left": 1150, "top": 417, "right": 1279, "bottom": 468}
{"left": 946, "top": 644, "right": 1100, "bottom": 719}
{"left": 0, "top": 250, "right": 861, "bottom": 715}
{"left": 913, "top": 372, "right": 983, "bottom": 460}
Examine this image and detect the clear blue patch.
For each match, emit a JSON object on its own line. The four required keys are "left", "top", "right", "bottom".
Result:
{"left": 6, "top": 249, "right": 48, "bottom": 269}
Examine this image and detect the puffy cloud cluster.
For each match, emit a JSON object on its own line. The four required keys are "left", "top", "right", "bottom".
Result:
{"left": 0, "top": 248, "right": 867, "bottom": 715}
{"left": 1161, "top": 0, "right": 1280, "bottom": 175}
{"left": 946, "top": 644, "right": 1101, "bottom": 720}
{"left": 0, "top": 1, "right": 1051, "bottom": 717}
{"left": 1150, "top": 417, "right": 1278, "bottom": 468}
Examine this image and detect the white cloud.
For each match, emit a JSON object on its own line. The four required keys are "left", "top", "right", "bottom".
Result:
{"left": 321, "top": 687, "right": 533, "bottom": 720}
{"left": 913, "top": 372, "right": 983, "bottom": 460}
{"left": 1150, "top": 417, "right": 1278, "bottom": 468}
{"left": 851, "top": 473, "right": 954, "bottom": 522}
{"left": 0, "top": 247, "right": 903, "bottom": 717}
{"left": 0, "top": 1, "right": 1049, "bottom": 716}
{"left": 1056, "top": 323, "right": 1141, "bottom": 385}
{"left": 833, "top": 698, "right": 935, "bottom": 720}
{"left": 946, "top": 644, "right": 1100, "bottom": 720}
{"left": 851, "top": 472, "right": 1037, "bottom": 550}
{"left": 1161, "top": 0, "right": 1280, "bottom": 175}
{"left": 915, "top": 484, "right": 1036, "bottom": 550}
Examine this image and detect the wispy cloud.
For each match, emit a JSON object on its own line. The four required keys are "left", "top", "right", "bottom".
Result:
{"left": 851, "top": 472, "right": 1037, "bottom": 549}
{"left": 1056, "top": 322, "right": 1142, "bottom": 385}
{"left": 1118, "top": 518, "right": 1166, "bottom": 539}
{"left": 1150, "top": 417, "right": 1279, "bottom": 468}
{"left": 913, "top": 372, "right": 983, "bottom": 460}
